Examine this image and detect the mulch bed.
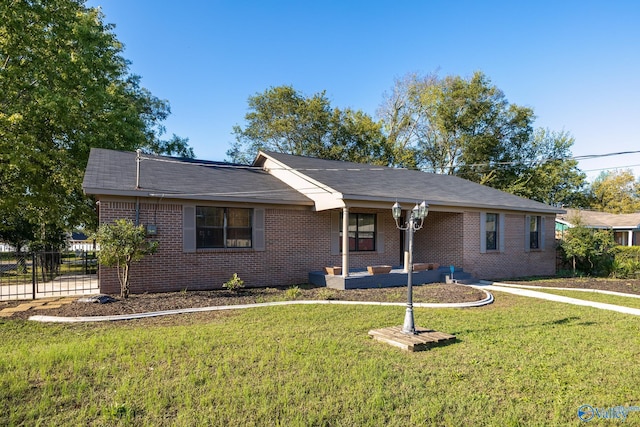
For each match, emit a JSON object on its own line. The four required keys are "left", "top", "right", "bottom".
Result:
{"left": 1, "top": 283, "right": 486, "bottom": 321}
{"left": 4, "top": 278, "right": 640, "bottom": 322}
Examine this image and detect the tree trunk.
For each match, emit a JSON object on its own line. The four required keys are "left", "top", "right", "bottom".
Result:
{"left": 122, "top": 262, "right": 130, "bottom": 299}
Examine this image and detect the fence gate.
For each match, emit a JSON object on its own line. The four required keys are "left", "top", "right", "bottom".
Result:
{"left": 0, "top": 251, "right": 99, "bottom": 301}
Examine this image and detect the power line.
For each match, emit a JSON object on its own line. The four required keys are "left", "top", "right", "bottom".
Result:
{"left": 582, "top": 164, "right": 640, "bottom": 173}
{"left": 572, "top": 150, "right": 640, "bottom": 161}
{"left": 139, "top": 149, "right": 640, "bottom": 172}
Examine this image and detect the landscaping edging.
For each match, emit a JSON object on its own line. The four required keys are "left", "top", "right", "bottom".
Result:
{"left": 28, "top": 288, "right": 494, "bottom": 323}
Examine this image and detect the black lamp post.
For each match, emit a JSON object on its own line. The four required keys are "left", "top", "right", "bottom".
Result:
{"left": 392, "top": 201, "right": 428, "bottom": 335}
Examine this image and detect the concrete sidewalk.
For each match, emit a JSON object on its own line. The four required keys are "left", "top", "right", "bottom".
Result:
{"left": 473, "top": 281, "right": 640, "bottom": 316}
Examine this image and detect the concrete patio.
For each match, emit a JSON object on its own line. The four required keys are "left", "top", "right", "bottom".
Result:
{"left": 309, "top": 266, "right": 474, "bottom": 290}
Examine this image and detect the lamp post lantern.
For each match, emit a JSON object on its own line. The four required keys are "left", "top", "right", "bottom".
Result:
{"left": 392, "top": 201, "right": 429, "bottom": 335}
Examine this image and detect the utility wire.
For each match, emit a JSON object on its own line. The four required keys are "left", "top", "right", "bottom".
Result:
{"left": 138, "top": 149, "right": 640, "bottom": 172}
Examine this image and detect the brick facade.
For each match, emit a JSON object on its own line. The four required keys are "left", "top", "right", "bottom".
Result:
{"left": 98, "top": 198, "right": 556, "bottom": 294}
{"left": 461, "top": 211, "right": 556, "bottom": 279}
{"left": 98, "top": 199, "right": 402, "bottom": 293}
{"left": 413, "top": 211, "right": 465, "bottom": 269}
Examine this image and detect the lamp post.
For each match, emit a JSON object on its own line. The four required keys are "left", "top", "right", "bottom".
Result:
{"left": 392, "top": 200, "right": 428, "bottom": 335}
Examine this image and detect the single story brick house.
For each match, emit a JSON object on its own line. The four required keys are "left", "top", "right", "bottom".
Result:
{"left": 556, "top": 208, "right": 640, "bottom": 246}
{"left": 83, "top": 148, "right": 563, "bottom": 294}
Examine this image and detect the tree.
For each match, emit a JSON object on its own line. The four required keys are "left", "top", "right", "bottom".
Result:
{"left": 561, "top": 224, "right": 614, "bottom": 276}
{"left": 589, "top": 170, "right": 640, "bottom": 213}
{"left": 227, "top": 85, "right": 391, "bottom": 165}
{"left": 504, "top": 128, "right": 587, "bottom": 206}
{"left": 0, "top": 0, "right": 192, "bottom": 248}
{"left": 93, "top": 219, "right": 158, "bottom": 298}
{"left": 0, "top": 210, "right": 34, "bottom": 253}
{"left": 324, "top": 108, "right": 390, "bottom": 165}
{"left": 376, "top": 72, "right": 437, "bottom": 168}
{"left": 377, "top": 71, "right": 587, "bottom": 203}
{"left": 378, "top": 71, "right": 535, "bottom": 181}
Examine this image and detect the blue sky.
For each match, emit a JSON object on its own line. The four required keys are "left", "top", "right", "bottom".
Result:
{"left": 87, "top": 0, "right": 640, "bottom": 180}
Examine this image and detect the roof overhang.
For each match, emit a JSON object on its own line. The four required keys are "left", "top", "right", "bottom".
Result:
{"left": 84, "top": 187, "right": 314, "bottom": 207}
{"left": 340, "top": 194, "right": 565, "bottom": 214}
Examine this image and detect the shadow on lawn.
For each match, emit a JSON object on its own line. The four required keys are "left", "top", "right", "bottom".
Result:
{"left": 451, "top": 316, "right": 598, "bottom": 335}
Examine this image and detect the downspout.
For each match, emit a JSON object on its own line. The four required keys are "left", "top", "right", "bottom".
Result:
{"left": 135, "top": 198, "right": 140, "bottom": 226}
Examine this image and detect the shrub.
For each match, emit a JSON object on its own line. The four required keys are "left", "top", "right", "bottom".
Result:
{"left": 560, "top": 226, "right": 614, "bottom": 276}
{"left": 609, "top": 246, "right": 640, "bottom": 279}
{"left": 317, "top": 288, "right": 337, "bottom": 300}
{"left": 92, "top": 219, "right": 158, "bottom": 298}
{"left": 223, "top": 273, "right": 244, "bottom": 291}
{"left": 284, "top": 286, "right": 302, "bottom": 300}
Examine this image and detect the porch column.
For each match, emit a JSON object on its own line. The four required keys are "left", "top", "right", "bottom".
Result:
{"left": 341, "top": 207, "right": 349, "bottom": 278}
{"left": 629, "top": 230, "right": 634, "bottom": 247}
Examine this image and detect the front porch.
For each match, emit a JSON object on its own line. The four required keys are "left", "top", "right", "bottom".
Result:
{"left": 309, "top": 266, "right": 474, "bottom": 290}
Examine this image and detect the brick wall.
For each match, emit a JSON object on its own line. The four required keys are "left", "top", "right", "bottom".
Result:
{"left": 413, "top": 211, "right": 464, "bottom": 268}
{"left": 98, "top": 199, "right": 401, "bottom": 294}
{"left": 98, "top": 198, "right": 556, "bottom": 294}
{"left": 462, "top": 211, "right": 556, "bottom": 279}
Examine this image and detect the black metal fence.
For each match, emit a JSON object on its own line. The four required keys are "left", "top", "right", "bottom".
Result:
{"left": 0, "top": 251, "right": 99, "bottom": 301}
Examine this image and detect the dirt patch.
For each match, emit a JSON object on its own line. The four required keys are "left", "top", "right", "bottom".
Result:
{"left": 2, "top": 283, "right": 486, "bottom": 321}
{"left": 496, "top": 277, "right": 640, "bottom": 295}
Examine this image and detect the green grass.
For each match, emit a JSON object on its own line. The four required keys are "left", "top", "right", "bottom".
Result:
{"left": 531, "top": 288, "right": 640, "bottom": 310}
{"left": 2, "top": 293, "right": 640, "bottom": 426}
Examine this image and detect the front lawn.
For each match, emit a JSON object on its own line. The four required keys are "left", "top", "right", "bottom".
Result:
{"left": 1, "top": 292, "right": 639, "bottom": 426}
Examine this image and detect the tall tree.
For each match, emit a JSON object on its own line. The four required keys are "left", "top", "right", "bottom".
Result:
{"left": 378, "top": 71, "right": 586, "bottom": 203}
{"left": 505, "top": 128, "right": 587, "bottom": 206}
{"left": 227, "top": 85, "right": 391, "bottom": 165}
{"left": 589, "top": 170, "right": 640, "bottom": 213}
{"left": 376, "top": 72, "right": 438, "bottom": 169}
{"left": 0, "top": 0, "right": 192, "bottom": 247}
{"left": 379, "top": 71, "right": 535, "bottom": 183}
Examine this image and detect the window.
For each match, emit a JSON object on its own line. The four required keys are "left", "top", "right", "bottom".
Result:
{"left": 340, "top": 213, "right": 376, "bottom": 252}
{"left": 529, "top": 216, "right": 541, "bottom": 249}
{"left": 485, "top": 213, "right": 498, "bottom": 251}
{"left": 196, "top": 207, "right": 252, "bottom": 249}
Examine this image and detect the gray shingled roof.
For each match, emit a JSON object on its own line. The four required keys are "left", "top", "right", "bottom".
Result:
{"left": 256, "top": 151, "right": 564, "bottom": 214}
{"left": 83, "top": 148, "right": 313, "bottom": 205}
{"left": 558, "top": 208, "right": 640, "bottom": 228}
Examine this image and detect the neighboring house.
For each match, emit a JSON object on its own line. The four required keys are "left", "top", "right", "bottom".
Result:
{"left": 67, "top": 232, "right": 97, "bottom": 252}
{"left": 83, "top": 148, "right": 563, "bottom": 294}
{"left": 0, "top": 242, "right": 15, "bottom": 252}
{"left": 556, "top": 208, "right": 640, "bottom": 246}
